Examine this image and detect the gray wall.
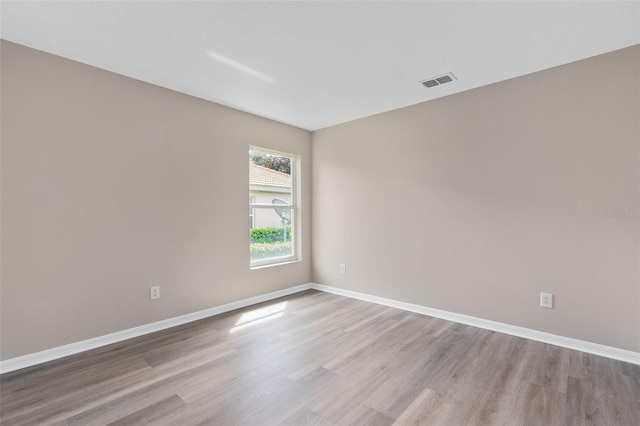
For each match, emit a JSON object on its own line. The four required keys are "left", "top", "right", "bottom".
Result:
{"left": 1, "top": 41, "right": 312, "bottom": 359}
{"left": 312, "top": 46, "right": 640, "bottom": 352}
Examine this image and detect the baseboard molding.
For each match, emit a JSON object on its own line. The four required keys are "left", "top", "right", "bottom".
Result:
{"left": 310, "top": 283, "right": 640, "bottom": 366}
{"left": 2, "top": 281, "right": 638, "bottom": 374}
{"left": 0, "top": 283, "right": 313, "bottom": 374}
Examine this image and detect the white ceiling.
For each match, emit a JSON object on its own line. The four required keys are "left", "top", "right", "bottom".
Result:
{"left": 2, "top": 1, "right": 639, "bottom": 131}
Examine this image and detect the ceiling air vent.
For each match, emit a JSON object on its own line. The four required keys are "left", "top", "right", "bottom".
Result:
{"left": 421, "top": 73, "right": 456, "bottom": 88}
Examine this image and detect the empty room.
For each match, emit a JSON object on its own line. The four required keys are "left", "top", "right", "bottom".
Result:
{"left": 1, "top": 1, "right": 639, "bottom": 425}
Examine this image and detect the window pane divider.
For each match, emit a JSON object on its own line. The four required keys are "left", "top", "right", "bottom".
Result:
{"left": 250, "top": 203, "right": 294, "bottom": 208}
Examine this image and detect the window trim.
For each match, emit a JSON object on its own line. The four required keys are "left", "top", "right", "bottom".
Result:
{"left": 249, "top": 146, "right": 300, "bottom": 268}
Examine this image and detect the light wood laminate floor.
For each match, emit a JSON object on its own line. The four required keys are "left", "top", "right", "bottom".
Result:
{"left": 1, "top": 290, "right": 639, "bottom": 425}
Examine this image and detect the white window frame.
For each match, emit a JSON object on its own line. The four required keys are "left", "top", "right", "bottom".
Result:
{"left": 249, "top": 147, "right": 300, "bottom": 268}
{"left": 249, "top": 196, "right": 255, "bottom": 229}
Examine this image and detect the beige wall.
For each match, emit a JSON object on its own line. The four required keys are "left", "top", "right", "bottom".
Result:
{"left": 312, "top": 46, "right": 640, "bottom": 352}
{"left": 2, "top": 39, "right": 639, "bottom": 360}
{"left": 0, "top": 40, "right": 312, "bottom": 360}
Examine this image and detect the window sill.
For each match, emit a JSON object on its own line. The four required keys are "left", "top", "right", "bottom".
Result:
{"left": 250, "top": 259, "right": 301, "bottom": 270}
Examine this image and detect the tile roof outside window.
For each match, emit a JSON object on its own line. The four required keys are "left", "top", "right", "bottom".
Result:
{"left": 250, "top": 163, "right": 291, "bottom": 188}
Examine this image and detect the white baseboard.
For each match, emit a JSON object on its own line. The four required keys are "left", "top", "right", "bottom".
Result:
{"left": 0, "top": 283, "right": 312, "bottom": 374}
{"left": 2, "top": 281, "right": 638, "bottom": 374}
{"left": 310, "top": 283, "right": 640, "bottom": 366}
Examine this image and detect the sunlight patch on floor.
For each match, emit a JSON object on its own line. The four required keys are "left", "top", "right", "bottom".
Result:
{"left": 230, "top": 301, "right": 287, "bottom": 333}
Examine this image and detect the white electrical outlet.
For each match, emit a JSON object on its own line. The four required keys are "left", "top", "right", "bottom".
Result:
{"left": 340, "top": 264, "right": 346, "bottom": 274}
{"left": 540, "top": 292, "right": 553, "bottom": 309}
{"left": 150, "top": 286, "right": 160, "bottom": 301}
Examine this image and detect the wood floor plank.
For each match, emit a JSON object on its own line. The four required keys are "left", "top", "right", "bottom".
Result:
{"left": 338, "top": 404, "right": 395, "bottom": 426}
{"left": 565, "top": 375, "right": 640, "bottom": 426}
{"left": 1, "top": 289, "right": 638, "bottom": 425}
{"left": 108, "top": 394, "right": 188, "bottom": 426}
{"left": 279, "top": 407, "right": 332, "bottom": 426}
{"left": 66, "top": 348, "right": 237, "bottom": 425}
{"left": 503, "top": 382, "right": 567, "bottom": 426}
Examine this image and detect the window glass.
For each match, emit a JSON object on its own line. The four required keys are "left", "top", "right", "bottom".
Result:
{"left": 249, "top": 148, "right": 298, "bottom": 267}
